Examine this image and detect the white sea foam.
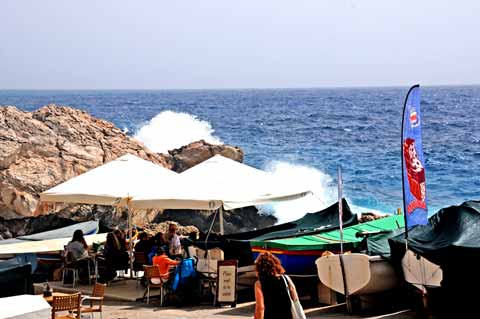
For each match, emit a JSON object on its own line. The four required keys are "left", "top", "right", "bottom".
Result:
{"left": 134, "top": 111, "right": 222, "bottom": 154}
{"left": 257, "top": 161, "right": 338, "bottom": 224}
{"left": 257, "top": 161, "right": 386, "bottom": 223}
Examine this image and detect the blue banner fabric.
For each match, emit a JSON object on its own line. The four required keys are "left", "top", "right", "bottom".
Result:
{"left": 402, "top": 85, "right": 428, "bottom": 227}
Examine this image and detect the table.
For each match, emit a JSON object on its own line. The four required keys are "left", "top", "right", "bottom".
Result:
{"left": 39, "top": 292, "right": 70, "bottom": 304}
{"left": 0, "top": 295, "right": 51, "bottom": 319}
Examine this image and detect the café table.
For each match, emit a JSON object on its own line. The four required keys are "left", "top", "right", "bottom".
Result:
{"left": 40, "top": 292, "right": 70, "bottom": 305}
{"left": 0, "top": 294, "right": 51, "bottom": 319}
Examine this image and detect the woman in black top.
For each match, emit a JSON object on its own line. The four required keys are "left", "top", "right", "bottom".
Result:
{"left": 254, "top": 252, "right": 299, "bottom": 319}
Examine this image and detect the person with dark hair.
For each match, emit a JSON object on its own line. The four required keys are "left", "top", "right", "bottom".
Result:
{"left": 134, "top": 232, "right": 151, "bottom": 255}
{"left": 64, "top": 229, "right": 90, "bottom": 283}
{"left": 65, "top": 229, "right": 88, "bottom": 261}
{"left": 152, "top": 247, "right": 179, "bottom": 280}
{"left": 99, "top": 231, "right": 129, "bottom": 283}
{"left": 145, "top": 232, "right": 165, "bottom": 264}
{"left": 254, "top": 252, "right": 299, "bottom": 319}
{"left": 113, "top": 229, "right": 127, "bottom": 251}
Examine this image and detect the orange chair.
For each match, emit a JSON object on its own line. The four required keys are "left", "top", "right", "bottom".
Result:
{"left": 51, "top": 292, "right": 81, "bottom": 319}
{"left": 81, "top": 283, "right": 106, "bottom": 319}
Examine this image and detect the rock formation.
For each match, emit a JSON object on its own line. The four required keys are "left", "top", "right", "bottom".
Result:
{"left": 0, "top": 105, "right": 270, "bottom": 237}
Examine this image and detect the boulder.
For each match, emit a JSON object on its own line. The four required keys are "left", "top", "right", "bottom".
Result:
{"left": 168, "top": 140, "right": 243, "bottom": 173}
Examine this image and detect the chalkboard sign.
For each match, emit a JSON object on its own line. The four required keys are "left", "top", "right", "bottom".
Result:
{"left": 215, "top": 259, "right": 238, "bottom": 307}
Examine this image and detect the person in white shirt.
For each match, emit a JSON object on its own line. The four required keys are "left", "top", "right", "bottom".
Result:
{"left": 166, "top": 223, "right": 182, "bottom": 257}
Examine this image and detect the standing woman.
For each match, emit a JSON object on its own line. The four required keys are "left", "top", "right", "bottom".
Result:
{"left": 254, "top": 252, "right": 299, "bottom": 319}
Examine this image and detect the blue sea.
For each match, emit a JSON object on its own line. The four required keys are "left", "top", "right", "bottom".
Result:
{"left": 1, "top": 87, "right": 479, "bottom": 222}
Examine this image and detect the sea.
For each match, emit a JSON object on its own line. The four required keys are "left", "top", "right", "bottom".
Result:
{"left": 1, "top": 86, "right": 479, "bottom": 223}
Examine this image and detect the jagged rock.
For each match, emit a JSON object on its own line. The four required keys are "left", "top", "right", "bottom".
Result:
{"left": 0, "top": 104, "right": 264, "bottom": 237}
{"left": 141, "top": 222, "right": 199, "bottom": 237}
{"left": 154, "top": 206, "right": 276, "bottom": 234}
{"left": 0, "top": 105, "right": 168, "bottom": 219}
{"left": 359, "top": 211, "right": 387, "bottom": 223}
{"left": 168, "top": 140, "right": 243, "bottom": 172}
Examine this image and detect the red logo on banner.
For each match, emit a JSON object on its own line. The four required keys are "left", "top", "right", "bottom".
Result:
{"left": 409, "top": 109, "right": 419, "bottom": 127}
{"left": 403, "top": 138, "right": 426, "bottom": 214}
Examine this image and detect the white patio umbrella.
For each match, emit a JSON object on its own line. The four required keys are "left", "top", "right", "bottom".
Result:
{"left": 40, "top": 154, "right": 180, "bottom": 275}
{"left": 40, "top": 154, "right": 179, "bottom": 206}
{"left": 131, "top": 155, "right": 311, "bottom": 233}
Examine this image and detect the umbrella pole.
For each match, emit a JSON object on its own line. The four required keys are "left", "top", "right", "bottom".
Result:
{"left": 219, "top": 206, "right": 224, "bottom": 235}
{"left": 128, "top": 207, "right": 133, "bottom": 279}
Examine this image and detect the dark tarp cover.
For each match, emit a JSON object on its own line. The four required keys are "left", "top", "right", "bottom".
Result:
{"left": 0, "top": 258, "right": 33, "bottom": 297}
{"left": 389, "top": 200, "right": 480, "bottom": 266}
{"left": 250, "top": 214, "right": 404, "bottom": 252}
{"left": 365, "top": 228, "right": 405, "bottom": 259}
{"left": 225, "top": 198, "right": 357, "bottom": 241}
{"left": 389, "top": 200, "right": 480, "bottom": 316}
{"left": 189, "top": 199, "right": 357, "bottom": 266}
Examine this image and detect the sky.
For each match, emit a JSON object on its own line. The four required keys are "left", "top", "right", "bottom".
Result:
{"left": 1, "top": 0, "right": 479, "bottom": 89}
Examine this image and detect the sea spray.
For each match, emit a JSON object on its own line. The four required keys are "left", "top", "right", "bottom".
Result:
{"left": 258, "top": 161, "right": 338, "bottom": 224}
{"left": 134, "top": 110, "right": 222, "bottom": 153}
{"left": 135, "top": 111, "right": 389, "bottom": 221}
{"left": 258, "top": 161, "right": 389, "bottom": 223}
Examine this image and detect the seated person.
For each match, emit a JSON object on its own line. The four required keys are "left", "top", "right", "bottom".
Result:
{"left": 98, "top": 232, "right": 129, "bottom": 283}
{"left": 64, "top": 229, "right": 90, "bottom": 283}
{"left": 135, "top": 232, "right": 152, "bottom": 255}
{"left": 147, "top": 232, "right": 167, "bottom": 264}
{"left": 165, "top": 223, "right": 182, "bottom": 258}
{"left": 152, "top": 247, "right": 179, "bottom": 281}
{"left": 65, "top": 229, "right": 89, "bottom": 261}
{"left": 134, "top": 232, "right": 152, "bottom": 267}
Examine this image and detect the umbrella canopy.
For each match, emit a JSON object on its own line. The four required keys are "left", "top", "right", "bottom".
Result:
{"left": 130, "top": 155, "right": 311, "bottom": 211}
{"left": 40, "top": 154, "right": 179, "bottom": 207}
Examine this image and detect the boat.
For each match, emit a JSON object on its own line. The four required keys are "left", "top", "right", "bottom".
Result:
{"left": 189, "top": 199, "right": 358, "bottom": 268}
{"left": 389, "top": 201, "right": 480, "bottom": 292}
{"left": 0, "top": 220, "right": 99, "bottom": 246}
{"left": 316, "top": 253, "right": 400, "bottom": 296}
{"left": 0, "top": 221, "right": 104, "bottom": 276}
{"left": 226, "top": 198, "right": 357, "bottom": 242}
{"left": 252, "top": 214, "right": 404, "bottom": 275}
{"left": 0, "top": 257, "right": 33, "bottom": 297}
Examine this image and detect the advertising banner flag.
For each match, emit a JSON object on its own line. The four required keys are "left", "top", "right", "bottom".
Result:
{"left": 401, "top": 85, "right": 428, "bottom": 229}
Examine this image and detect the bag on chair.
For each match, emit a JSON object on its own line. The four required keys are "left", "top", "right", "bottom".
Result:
{"left": 282, "top": 275, "right": 306, "bottom": 319}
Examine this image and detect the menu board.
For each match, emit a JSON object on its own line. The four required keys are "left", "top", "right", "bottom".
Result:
{"left": 215, "top": 260, "right": 238, "bottom": 306}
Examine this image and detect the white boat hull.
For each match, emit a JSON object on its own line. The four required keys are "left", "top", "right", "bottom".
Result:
{"left": 316, "top": 253, "right": 400, "bottom": 296}
{"left": 402, "top": 249, "right": 442, "bottom": 292}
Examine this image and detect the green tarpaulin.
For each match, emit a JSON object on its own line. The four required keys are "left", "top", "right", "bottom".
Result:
{"left": 250, "top": 214, "right": 404, "bottom": 252}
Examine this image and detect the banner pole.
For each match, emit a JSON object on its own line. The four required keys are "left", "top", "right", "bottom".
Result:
{"left": 338, "top": 166, "right": 344, "bottom": 254}
{"left": 401, "top": 84, "right": 420, "bottom": 241}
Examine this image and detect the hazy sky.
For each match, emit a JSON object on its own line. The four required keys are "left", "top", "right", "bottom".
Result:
{"left": 1, "top": 1, "right": 479, "bottom": 89}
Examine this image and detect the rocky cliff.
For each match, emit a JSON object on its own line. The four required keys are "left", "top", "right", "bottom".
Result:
{"left": 0, "top": 105, "right": 271, "bottom": 238}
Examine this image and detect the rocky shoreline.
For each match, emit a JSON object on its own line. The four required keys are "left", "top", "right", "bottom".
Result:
{"left": 0, "top": 105, "right": 276, "bottom": 238}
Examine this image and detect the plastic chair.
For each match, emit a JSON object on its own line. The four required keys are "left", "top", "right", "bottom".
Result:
{"left": 51, "top": 292, "right": 81, "bottom": 319}
{"left": 62, "top": 261, "right": 80, "bottom": 288}
{"left": 62, "top": 256, "right": 92, "bottom": 288}
{"left": 81, "top": 283, "right": 106, "bottom": 319}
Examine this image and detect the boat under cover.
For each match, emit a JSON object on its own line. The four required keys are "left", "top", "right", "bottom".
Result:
{"left": 251, "top": 214, "right": 404, "bottom": 275}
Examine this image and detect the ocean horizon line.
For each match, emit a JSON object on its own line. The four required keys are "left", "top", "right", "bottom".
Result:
{"left": 1, "top": 83, "right": 480, "bottom": 92}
